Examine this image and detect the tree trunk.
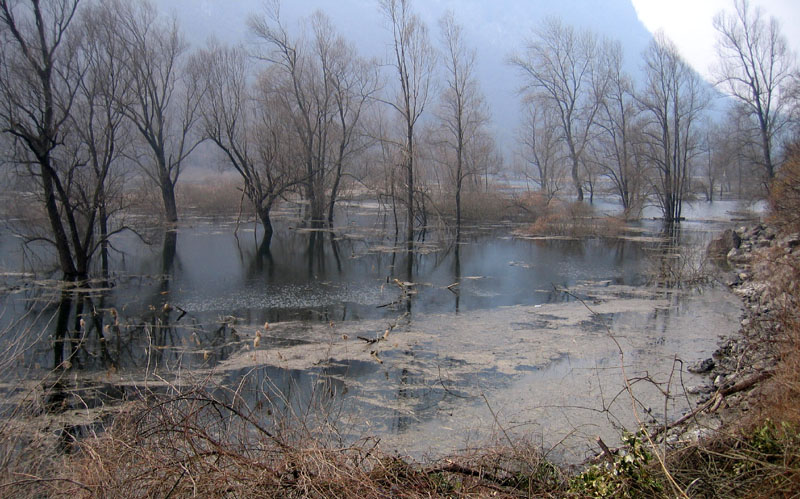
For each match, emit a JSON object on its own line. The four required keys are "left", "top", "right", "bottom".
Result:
{"left": 40, "top": 160, "right": 78, "bottom": 279}
{"left": 160, "top": 172, "right": 179, "bottom": 223}
{"left": 258, "top": 205, "right": 274, "bottom": 248}
{"left": 100, "top": 201, "right": 109, "bottom": 280}
{"left": 406, "top": 125, "right": 415, "bottom": 245}
{"left": 571, "top": 156, "right": 583, "bottom": 202}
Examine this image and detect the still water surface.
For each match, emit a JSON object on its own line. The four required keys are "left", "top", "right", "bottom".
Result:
{"left": 0, "top": 199, "right": 753, "bottom": 460}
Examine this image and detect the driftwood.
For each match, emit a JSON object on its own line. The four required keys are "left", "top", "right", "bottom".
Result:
{"left": 588, "top": 369, "right": 775, "bottom": 465}
{"left": 649, "top": 369, "right": 774, "bottom": 440}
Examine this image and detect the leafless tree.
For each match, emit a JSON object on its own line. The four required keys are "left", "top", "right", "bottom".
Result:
{"left": 249, "top": 5, "right": 378, "bottom": 228}
{"left": 720, "top": 102, "right": 766, "bottom": 198}
{"left": 638, "top": 33, "right": 709, "bottom": 223}
{"left": 713, "top": 0, "right": 796, "bottom": 184}
{"left": 192, "top": 42, "right": 302, "bottom": 244}
{"left": 511, "top": 18, "right": 608, "bottom": 202}
{"left": 591, "top": 41, "right": 647, "bottom": 217}
{"left": 379, "top": 0, "right": 436, "bottom": 245}
{"left": 700, "top": 120, "right": 735, "bottom": 202}
{"left": 435, "top": 10, "right": 489, "bottom": 239}
{"left": 69, "top": 1, "right": 137, "bottom": 277}
{"left": 0, "top": 0, "right": 88, "bottom": 278}
{"left": 516, "top": 99, "right": 566, "bottom": 202}
{"left": 113, "top": 0, "right": 203, "bottom": 223}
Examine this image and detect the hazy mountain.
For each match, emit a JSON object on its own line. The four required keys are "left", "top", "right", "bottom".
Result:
{"left": 154, "top": 0, "right": 655, "bottom": 157}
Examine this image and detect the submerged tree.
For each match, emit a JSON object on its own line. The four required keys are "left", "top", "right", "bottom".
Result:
{"left": 713, "top": 0, "right": 795, "bottom": 185}
{"left": 249, "top": 6, "right": 378, "bottom": 228}
{"left": 591, "top": 41, "right": 647, "bottom": 217}
{"left": 638, "top": 33, "right": 709, "bottom": 223}
{"left": 511, "top": 18, "right": 608, "bottom": 202}
{"left": 73, "top": 1, "right": 133, "bottom": 277}
{"left": 193, "top": 42, "right": 302, "bottom": 244}
{"left": 113, "top": 0, "right": 203, "bottom": 223}
{"left": 435, "top": 11, "right": 490, "bottom": 240}
{"left": 379, "top": 0, "right": 436, "bottom": 245}
{"left": 0, "top": 0, "right": 89, "bottom": 279}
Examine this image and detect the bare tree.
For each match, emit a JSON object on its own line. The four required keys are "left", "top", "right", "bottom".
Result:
{"left": 68, "top": 1, "right": 133, "bottom": 277}
{"left": 713, "top": 0, "right": 796, "bottom": 184}
{"left": 591, "top": 41, "right": 647, "bottom": 217}
{"left": 435, "top": 10, "right": 489, "bottom": 239}
{"left": 192, "top": 42, "right": 302, "bottom": 244}
{"left": 511, "top": 18, "right": 608, "bottom": 202}
{"left": 0, "top": 0, "right": 87, "bottom": 278}
{"left": 696, "top": 119, "right": 737, "bottom": 202}
{"left": 379, "top": 0, "right": 436, "bottom": 245}
{"left": 721, "top": 102, "right": 767, "bottom": 198}
{"left": 516, "top": 99, "right": 566, "bottom": 202}
{"left": 113, "top": 0, "right": 202, "bottom": 223}
{"left": 638, "top": 33, "right": 709, "bottom": 223}
{"left": 249, "top": 6, "right": 377, "bottom": 228}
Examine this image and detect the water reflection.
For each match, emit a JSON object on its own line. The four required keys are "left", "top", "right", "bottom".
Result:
{"left": 0, "top": 215, "right": 690, "bottom": 379}
{"left": 0, "top": 201, "right": 748, "bottom": 459}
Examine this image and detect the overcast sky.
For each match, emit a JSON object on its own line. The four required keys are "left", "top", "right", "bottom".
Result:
{"left": 632, "top": 0, "right": 800, "bottom": 81}
{"left": 153, "top": 0, "right": 798, "bottom": 156}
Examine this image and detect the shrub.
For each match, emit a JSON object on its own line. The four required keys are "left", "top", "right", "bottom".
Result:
{"left": 769, "top": 142, "right": 800, "bottom": 233}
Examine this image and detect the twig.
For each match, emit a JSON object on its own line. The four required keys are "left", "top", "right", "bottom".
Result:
{"left": 648, "top": 370, "right": 774, "bottom": 440}
{"left": 558, "top": 285, "right": 689, "bottom": 499}
{"left": 1, "top": 476, "right": 93, "bottom": 493}
{"left": 596, "top": 436, "right": 615, "bottom": 465}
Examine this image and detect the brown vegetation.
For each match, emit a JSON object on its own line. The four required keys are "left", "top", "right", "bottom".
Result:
{"left": 515, "top": 192, "right": 626, "bottom": 238}
{"left": 177, "top": 178, "right": 247, "bottom": 218}
{"left": 769, "top": 142, "right": 800, "bottom": 233}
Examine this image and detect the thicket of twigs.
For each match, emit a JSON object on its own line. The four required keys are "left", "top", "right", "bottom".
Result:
{"left": 0, "top": 381, "right": 570, "bottom": 498}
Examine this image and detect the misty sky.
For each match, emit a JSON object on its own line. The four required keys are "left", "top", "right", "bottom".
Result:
{"left": 153, "top": 0, "right": 799, "bottom": 157}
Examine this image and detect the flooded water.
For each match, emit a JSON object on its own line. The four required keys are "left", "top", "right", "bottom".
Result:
{"left": 0, "top": 198, "right": 757, "bottom": 462}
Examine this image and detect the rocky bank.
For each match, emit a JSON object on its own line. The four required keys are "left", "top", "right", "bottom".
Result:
{"left": 664, "top": 223, "right": 800, "bottom": 444}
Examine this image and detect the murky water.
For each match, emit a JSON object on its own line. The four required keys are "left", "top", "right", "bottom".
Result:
{"left": 0, "top": 199, "right": 756, "bottom": 461}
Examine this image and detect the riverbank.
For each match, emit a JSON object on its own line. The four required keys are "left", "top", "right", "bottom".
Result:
{"left": 647, "top": 221, "right": 800, "bottom": 496}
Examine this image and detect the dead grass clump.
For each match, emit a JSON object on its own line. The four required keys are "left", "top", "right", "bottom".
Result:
{"left": 663, "top": 420, "right": 800, "bottom": 497}
{"left": 519, "top": 196, "right": 625, "bottom": 238}
{"left": 432, "top": 189, "right": 518, "bottom": 223}
{"left": 28, "top": 384, "right": 568, "bottom": 498}
{"left": 62, "top": 390, "right": 378, "bottom": 498}
{"left": 177, "top": 177, "right": 246, "bottom": 217}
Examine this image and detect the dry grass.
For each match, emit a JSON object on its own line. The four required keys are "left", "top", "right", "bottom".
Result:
{"left": 0, "top": 383, "right": 569, "bottom": 498}
{"left": 177, "top": 178, "right": 246, "bottom": 218}
{"left": 514, "top": 193, "right": 626, "bottom": 238}
{"left": 769, "top": 142, "right": 800, "bottom": 233}
{"left": 431, "top": 188, "right": 520, "bottom": 224}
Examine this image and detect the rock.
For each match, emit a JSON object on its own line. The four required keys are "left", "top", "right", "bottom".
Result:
{"left": 688, "top": 358, "right": 715, "bottom": 374}
{"left": 687, "top": 384, "right": 714, "bottom": 395}
{"left": 781, "top": 233, "right": 800, "bottom": 248}
{"left": 724, "top": 273, "right": 742, "bottom": 287}
{"left": 708, "top": 229, "right": 742, "bottom": 259}
{"left": 727, "top": 247, "right": 750, "bottom": 265}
